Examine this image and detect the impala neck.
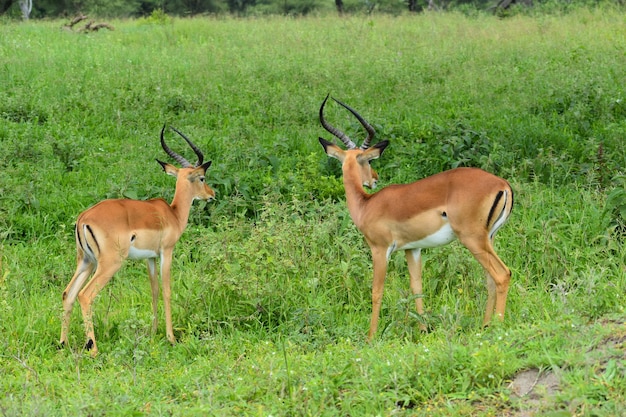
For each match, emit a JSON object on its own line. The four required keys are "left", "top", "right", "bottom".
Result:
{"left": 169, "top": 181, "right": 196, "bottom": 233}
{"left": 342, "top": 163, "right": 370, "bottom": 229}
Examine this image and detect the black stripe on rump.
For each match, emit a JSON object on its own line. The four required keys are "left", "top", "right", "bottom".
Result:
{"left": 75, "top": 224, "right": 82, "bottom": 249}
{"left": 486, "top": 190, "right": 504, "bottom": 229}
{"left": 510, "top": 188, "right": 514, "bottom": 212}
{"left": 85, "top": 224, "right": 100, "bottom": 255}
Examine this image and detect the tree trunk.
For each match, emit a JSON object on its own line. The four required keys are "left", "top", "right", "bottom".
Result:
{"left": 18, "top": 0, "right": 32, "bottom": 20}
{"left": 335, "top": 0, "right": 343, "bottom": 15}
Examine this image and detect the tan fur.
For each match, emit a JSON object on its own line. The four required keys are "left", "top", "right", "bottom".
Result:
{"left": 321, "top": 142, "right": 513, "bottom": 341}
{"left": 60, "top": 143, "right": 214, "bottom": 357}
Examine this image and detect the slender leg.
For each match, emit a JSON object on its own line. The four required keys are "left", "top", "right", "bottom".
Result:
{"left": 147, "top": 258, "right": 159, "bottom": 334}
{"left": 60, "top": 253, "right": 95, "bottom": 346}
{"left": 405, "top": 248, "right": 427, "bottom": 331}
{"left": 368, "top": 248, "right": 388, "bottom": 341}
{"left": 460, "top": 236, "right": 511, "bottom": 325}
{"left": 491, "top": 252, "right": 511, "bottom": 322}
{"left": 77, "top": 255, "right": 122, "bottom": 357}
{"left": 484, "top": 271, "right": 497, "bottom": 324}
{"left": 160, "top": 249, "right": 176, "bottom": 344}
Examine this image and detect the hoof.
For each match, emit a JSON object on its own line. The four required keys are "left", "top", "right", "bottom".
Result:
{"left": 84, "top": 338, "right": 94, "bottom": 351}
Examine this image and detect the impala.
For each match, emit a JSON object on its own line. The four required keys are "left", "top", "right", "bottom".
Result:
{"left": 318, "top": 95, "right": 513, "bottom": 340}
{"left": 60, "top": 125, "right": 215, "bottom": 356}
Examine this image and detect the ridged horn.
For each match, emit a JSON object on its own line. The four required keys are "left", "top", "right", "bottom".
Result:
{"left": 331, "top": 97, "right": 376, "bottom": 150}
{"left": 160, "top": 125, "right": 192, "bottom": 167}
{"left": 319, "top": 94, "right": 357, "bottom": 149}
{"left": 169, "top": 126, "right": 204, "bottom": 167}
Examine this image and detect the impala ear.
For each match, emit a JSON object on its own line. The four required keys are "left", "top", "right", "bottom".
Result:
{"left": 319, "top": 137, "right": 345, "bottom": 161}
{"left": 318, "top": 137, "right": 333, "bottom": 152}
{"left": 199, "top": 160, "right": 212, "bottom": 172}
{"left": 373, "top": 140, "right": 389, "bottom": 155}
{"left": 156, "top": 159, "right": 179, "bottom": 177}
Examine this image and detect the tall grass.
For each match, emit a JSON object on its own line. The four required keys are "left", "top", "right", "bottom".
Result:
{"left": 1, "top": 10, "right": 625, "bottom": 416}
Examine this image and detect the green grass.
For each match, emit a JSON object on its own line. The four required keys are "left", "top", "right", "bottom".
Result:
{"left": 1, "top": 9, "right": 625, "bottom": 416}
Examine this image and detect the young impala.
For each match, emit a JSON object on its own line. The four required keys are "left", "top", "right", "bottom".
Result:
{"left": 60, "top": 125, "right": 215, "bottom": 356}
{"left": 318, "top": 95, "right": 513, "bottom": 340}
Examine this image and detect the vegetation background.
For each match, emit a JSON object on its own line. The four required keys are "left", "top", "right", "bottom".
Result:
{"left": 1, "top": 3, "right": 626, "bottom": 416}
{"left": 2, "top": 0, "right": 624, "bottom": 19}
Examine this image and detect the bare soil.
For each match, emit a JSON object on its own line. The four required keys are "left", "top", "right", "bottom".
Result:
{"left": 509, "top": 368, "right": 561, "bottom": 417}
{"left": 507, "top": 319, "right": 626, "bottom": 416}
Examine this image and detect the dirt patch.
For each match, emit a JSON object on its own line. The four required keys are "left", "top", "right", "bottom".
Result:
{"left": 508, "top": 368, "right": 561, "bottom": 417}
{"left": 591, "top": 332, "right": 626, "bottom": 358}
{"left": 507, "top": 324, "right": 626, "bottom": 416}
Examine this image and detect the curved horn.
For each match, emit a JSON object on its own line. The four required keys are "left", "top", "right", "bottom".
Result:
{"left": 169, "top": 126, "right": 204, "bottom": 167}
{"left": 160, "top": 124, "right": 192, "bottom": 168}
{"left": 331, "top": 97, "right": 376, "bottom": 150}
{"left": 319, "top": 94, "right": 357, "bottom": 149}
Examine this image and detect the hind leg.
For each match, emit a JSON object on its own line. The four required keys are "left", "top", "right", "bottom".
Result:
{"left": 460, "top": 236, "right": 511, "bottom": 324}
{"left": 60, "top": 255, "right": 95, "bottom": 347}
{"left": 405, "top": 248, "right": 427, "bottom": 331}
{"left": 483, "top": 270, "right": 498, "bottom": 324}
{"left": 77, "top": 255, "right": 122, "bottom": 356}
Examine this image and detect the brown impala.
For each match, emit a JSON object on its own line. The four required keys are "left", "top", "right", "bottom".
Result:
{"left": 318, "top": 95, "right": 513, "bottom": 340}
{"left": 60, "top": 126, "right": 215, "bottom": 356}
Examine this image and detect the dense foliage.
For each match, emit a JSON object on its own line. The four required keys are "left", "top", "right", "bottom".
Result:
{"left": 0, "top": 9, "right": 624, "bottom": 416}
{"left": 0, "top": 0, "right": 624, "bottom": 17}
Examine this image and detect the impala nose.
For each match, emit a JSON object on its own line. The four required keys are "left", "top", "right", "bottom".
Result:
{"left": 364, "top": 179, "right": 377, "bottom": 189}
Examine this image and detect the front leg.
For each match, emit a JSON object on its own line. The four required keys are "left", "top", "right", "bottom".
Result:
{"left": 160, "top": 249, "right": 176, "bottom": 344}
{"left": 368, "top": 248, "right": 389, "bottom": 342}
{"left": 147, "top": 258, "right": 159, "bottom": 335}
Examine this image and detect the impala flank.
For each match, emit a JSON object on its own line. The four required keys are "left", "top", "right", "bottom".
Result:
{"left": 318, "top": 95, "right": 513, "bottom": 341}
{"left": 60, "top": 126, "right": 215, "bottom": 356}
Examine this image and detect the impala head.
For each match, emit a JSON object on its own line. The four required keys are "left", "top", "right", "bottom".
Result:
{"left": 318, "top": 94, "right": 389, "bottom": 189}
{"left": 157, "top": 125, "right": 215, "bottom": 201}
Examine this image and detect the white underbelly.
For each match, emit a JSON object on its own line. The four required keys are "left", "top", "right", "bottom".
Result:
{"left": 128, "top": 246, "right": 159, "bottom": 260}
{"left": 397, "top": 223, "right": 456, "bottom": 251}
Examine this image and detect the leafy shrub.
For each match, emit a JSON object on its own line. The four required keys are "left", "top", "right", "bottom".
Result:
{"left": 293, "top": 152, "right": 344, "bottom": 202}
{"left": 604, "top": 174, "right": 626, "bottom": 236}
{"left": 139, "top": 7, "right": 173, "bottom": 24}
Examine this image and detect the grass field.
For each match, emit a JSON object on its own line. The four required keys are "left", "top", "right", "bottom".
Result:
{"left": 1, "top": 8, "right": 625, "bottom": 416}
